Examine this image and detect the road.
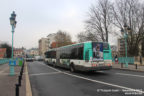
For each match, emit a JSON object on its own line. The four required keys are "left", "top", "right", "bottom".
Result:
{"left": 27, "top": 61, "right": 144, "bottom": 96}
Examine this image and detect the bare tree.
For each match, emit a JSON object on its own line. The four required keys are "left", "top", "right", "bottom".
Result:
{"left": 77, "top": 32, "right": 87, "bottom": 42}
{"left": 77, "top": 31, "right": 98, "bottom": 43}
{"left": 112, "top": 0, "right": 144, "bottom": 56}
{"left": 54, "top": 30, "right": 73, "bottom": 47}
{"left": 85, "top": 0, "right": 113, "bottom": 42}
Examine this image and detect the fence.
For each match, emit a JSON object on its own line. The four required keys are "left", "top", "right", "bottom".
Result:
{"left": 0, "top": 59, "right": 10, "bottom": 65}
{"left": 0, "top": 58, "right": 23, "bottom": 65}
{"left": 113, "top": 57, "right": 135, "bottom": 64}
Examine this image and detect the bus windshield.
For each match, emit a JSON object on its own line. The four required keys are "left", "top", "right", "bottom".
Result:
{"left": 103, "top": 43, "right": 109, "bottom": 50}
{"left": 92, "top": 42, "right": 103, "bottom": 61}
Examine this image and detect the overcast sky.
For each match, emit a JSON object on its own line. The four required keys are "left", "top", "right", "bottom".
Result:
{"left": 0, "top": 0, "right": 117, "bottom": 49}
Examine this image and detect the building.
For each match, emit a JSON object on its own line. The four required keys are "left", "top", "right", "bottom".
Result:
{"left": 39, "top": 33, "right": 56, "bottom": 57}
{"left": 51, "top": 42, "right": 57, "bottom": 48}
{"left": 111, "top": 45, "right": 118, "bottom": 57}
{"left": 39, "top": 38, "right": 49, "bottom": 57}
{"left": 29, "top": 48, "right": 39, "bottom": 56}
{"left": 47, "top": 33, "right": 56, "bottom": 49}
{"left": 117, "top": 38, "right": 125, "bottom": 56}
{"left": 0, "top": 48, "right": 6, "bottom": 58}
{"left": 118, "top": 37, "right": 143, "bottom": 56}
{"left": 14, "top": 48, "right": 25, "bottom": 58}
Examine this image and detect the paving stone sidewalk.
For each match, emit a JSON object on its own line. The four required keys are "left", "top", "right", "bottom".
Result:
{"left": 112, "top": 63, "right": 144, "bottom": 72}
{"left": 0, "top": 63, "right": 26, "bottom": 96}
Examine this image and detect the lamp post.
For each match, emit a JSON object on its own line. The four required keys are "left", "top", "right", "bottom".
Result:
{"left": 9, "top": 11, "right": 17, "bottom": 76}
{"left": 121, "top": 23, "right": 131, "bottom": 68}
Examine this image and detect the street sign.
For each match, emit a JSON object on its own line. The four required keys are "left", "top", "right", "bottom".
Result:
{"left": 9, "top": 60, "right": 16, "bottom": 66}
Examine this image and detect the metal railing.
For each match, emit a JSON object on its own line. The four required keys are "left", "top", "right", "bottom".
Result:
{"left": 112, "top": 57, "right": 135, "bottom": 64}
{"left": 0, "top": 58, "right": 23, "bottom": 65}
{"left": 0, "top": 59, "right": 10, "bottom": 65}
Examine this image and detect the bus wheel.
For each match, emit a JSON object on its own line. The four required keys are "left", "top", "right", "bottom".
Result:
{"left": 53, "top": 62, "right": 56, "bottom": 67}
{"left": 47, "top": 61, "right": 50, "bottom": 65}
{"left": 70, "top": 65, "right": 75, "bottom": 72}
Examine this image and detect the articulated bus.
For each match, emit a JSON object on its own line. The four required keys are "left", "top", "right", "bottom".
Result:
{"left": 44, "top": 41, "right": 112, "bottom": 72}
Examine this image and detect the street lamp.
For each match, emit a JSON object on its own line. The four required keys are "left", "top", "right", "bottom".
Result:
{"left": 9, "top": 11, "right": 17, "bottom": 76}
{"left": 121, "top": 23, "right": 131, "bottom": 68}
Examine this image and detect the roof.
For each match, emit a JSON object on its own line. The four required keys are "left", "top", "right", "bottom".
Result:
{"left": 45, "top": 41, "right": 109, "bottom": 52}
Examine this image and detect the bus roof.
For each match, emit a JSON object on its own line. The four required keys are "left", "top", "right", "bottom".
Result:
{"left": 46, "top": 41, "right": 109, "bottom": 52}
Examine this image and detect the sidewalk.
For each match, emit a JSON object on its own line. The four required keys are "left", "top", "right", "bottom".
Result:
{"left": 0, "top": 63, "right": 26, "bottom": 96}
{"left": 112, "top": 63, "right": 144, "bottom": 72}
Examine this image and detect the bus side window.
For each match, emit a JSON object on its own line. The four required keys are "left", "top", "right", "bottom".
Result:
{"left": 78, "top": 47, "right": 83, "bottom": 60}
{"left": 85, "top": 50, "right": 89, "bottom": 62}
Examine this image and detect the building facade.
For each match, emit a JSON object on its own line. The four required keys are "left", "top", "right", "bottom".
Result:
{"left": 39, "top": 38, "right": 49, "bottom": 57}
{"left": 111, "top": 45, "right": 118, "bottom": 57}
{"left": 47, "top": 33, "right": 56, "bottom": 49}
{"left": 117, "top": 38, "right": 126, "bottom": 56}
{"left": 29, "top": 48, "right": 39, "bottom": 56}
{"left": 118, "top": 38, "right": 143, "bottom": 56}
{"left": 0, "top": 48, "right": 6, "bottom": 58}
{"left": 14, "top": 48, "right": 25, "bottom": 58}
{"left": 39, "top": 34, "right": 56, "bottom": 57}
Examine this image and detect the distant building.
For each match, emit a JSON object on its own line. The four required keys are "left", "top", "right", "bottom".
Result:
{"left": 51, "top": 42, "right": 57, "bottom": 48}
{"left": 50, "top": 41, "right": 76, "bottom": 49}
{"left": 117, "top": 37, "right": 143, "bottom": 56}
{"left": 111, "top": 45, "right": 118, "bottom": 57}
{"left": 117, "top": 38, "right": 125, "bottom": 56}
{"left": 29, "top": 48, "right": 39, "bottom": 56}
{"left": 47, "top": 33, "right": 56, "bottom": 49}
{"left": 38, "top": 33, "right": 56, "bottom": 57}
{"left": 14, "top": 48, "right": 25, "bottom": 58}
{"left": 39, "top": 38, "right": 49, "bottom": 57}
{"left": 0, "top": 48, "right": 6, "bottom": 58}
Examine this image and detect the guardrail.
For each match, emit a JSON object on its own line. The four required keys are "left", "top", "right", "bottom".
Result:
{"left": 0, "top": 59, "right": 10, "bottom": 65}
{"left": 112, "top": 57, "right": 135, "bottom": 64}
{"left": 0, "top": 58, "right": 23, "bottom": 65}
{"left": 118, "top": 57, "right": 135, "bottom": 64}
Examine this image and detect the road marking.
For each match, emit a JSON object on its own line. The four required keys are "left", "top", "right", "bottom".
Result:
{"left": 0, "top": 67, "right": 9, "bottom": 74}
{"left": 63, "top": 72, "right": 144, "bottom": 94}
{"left": 97, "top": 71, "right": 104, "bottom": 73}
{"left": 116, "top": 73, "right": 144, "bottom": 78}
{"left": 29, "top": 72, "right": 62, "bottom": 76}
{"left": 26, "top": 62, "right": 32, "bottom": 96}
{"left": 45, "top": 65, "right": 144, "bottom": 94}
{"left": 40, "top": 63, "right": 62, "bottom": 72}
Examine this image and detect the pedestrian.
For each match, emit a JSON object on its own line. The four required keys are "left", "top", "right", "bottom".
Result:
{"left": 115, "top": 55, "right": 118, "bottom": 64}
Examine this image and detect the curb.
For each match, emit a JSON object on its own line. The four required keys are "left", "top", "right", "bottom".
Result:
{"left": 25, "top": 62, "right": 32, "bottom": 96}
{"left": 112, "top": 67, "right": 144, "bottom": 72}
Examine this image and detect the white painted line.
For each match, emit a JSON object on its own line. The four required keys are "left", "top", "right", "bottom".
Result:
{"left": 45, "top": 65, "right": 144, "bottom": 94}
{"left": 63, "top": 72, "right": 144, "bottom": 94}
{"left": 116, "top": 73, "right": 144, "bottom": 78}
{"left": 41, "top": 63, "right": 62, "bottom": 72}
{"left": 0, "top": 67, "right": 9, "bottom": 74}
{"left": 29, "top": 72, "right": 62, "bottom": 76}
{"left": 97, "top": 71, "right": 104, "bottom": 73}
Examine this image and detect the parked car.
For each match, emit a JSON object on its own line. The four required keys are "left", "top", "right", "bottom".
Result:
{"left": 34, "top": 56, "right": 43, "bottom": 61}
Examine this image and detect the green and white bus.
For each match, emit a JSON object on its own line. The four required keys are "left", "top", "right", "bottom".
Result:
{"left": 44, "top": 41, "right": 112, "bottom": 72}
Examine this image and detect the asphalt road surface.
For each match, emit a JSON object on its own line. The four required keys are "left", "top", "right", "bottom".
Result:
{"left": 27, "top": 61, "right": 144, "bottom": 96}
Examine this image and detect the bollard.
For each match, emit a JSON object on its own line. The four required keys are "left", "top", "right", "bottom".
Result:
{"left": 15, "top": 84, "right": 19, "bottom": 96}
{"left": 21, "top": 68, "right": 23, "bottom": 73}
{"left": 135, "top": 64, "right": 137, "bottom": 69}
{"left": 21, "top": 67, "right": 24, "bottom": 72}
{"left": 121, "top": 63, "right": 123, "bottom": 68}
{"left": 18, "top": 76, "right": 22, "bottom": 86}
{"left": 20, "top": 71, "right": 23, "bottom": 79}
